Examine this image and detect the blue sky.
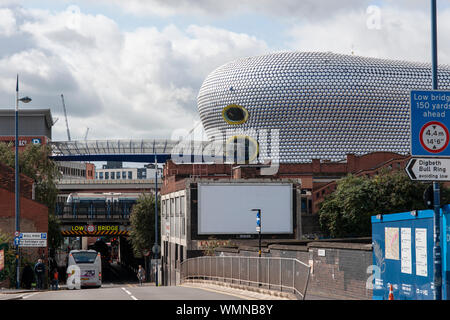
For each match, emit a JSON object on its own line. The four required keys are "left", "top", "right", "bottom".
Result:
{"left": 0, "top": 0, "right": 449, "bottom": 143}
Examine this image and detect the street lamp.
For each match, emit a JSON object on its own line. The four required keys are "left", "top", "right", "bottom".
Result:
{"left": 15, "top": 74, "right": 32, "bottom": 288}
{"left": 152, "top": 155, "right": 160, "bottom": 286}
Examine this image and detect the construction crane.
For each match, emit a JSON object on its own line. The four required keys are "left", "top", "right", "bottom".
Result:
{"left": 60, "top": 94, "right": 71, "bottom": 141}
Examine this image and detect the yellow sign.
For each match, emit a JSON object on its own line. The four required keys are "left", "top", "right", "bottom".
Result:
{"left": 70, "top": 225, "right": 119, "bottom": 232}
{"left": 65, "top": 225, "right": 124, "bottom": 236}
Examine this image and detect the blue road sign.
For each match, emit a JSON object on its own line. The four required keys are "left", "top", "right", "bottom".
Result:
{"left": 411, "top": 90, "right": 450, "bottom": 157}
{"left": 13, "top": 237, "right": 20, "bottom": 246}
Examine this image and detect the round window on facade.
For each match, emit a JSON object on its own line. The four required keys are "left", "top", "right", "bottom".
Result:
{"left": 222, "top": 104, "right": 249, "bottom": 125}
{"left": 225, "top": 135, "right": 259, "bottom": 163}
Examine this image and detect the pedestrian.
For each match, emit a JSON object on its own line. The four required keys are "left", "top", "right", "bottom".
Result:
{"left": 51, "top": 268, "right": 59, "bottom": 290}
{"left": 137, "top": 265, "right": 145, "bottom": 286}
{"left": 21, "top": 263, "right": 34, "bottom": 289}
{"left": 34, "top": 259, "right": 46, "bottom": 290}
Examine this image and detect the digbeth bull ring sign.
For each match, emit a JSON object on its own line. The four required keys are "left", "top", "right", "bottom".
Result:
{"left": 405, "top": 158, "right": 450, "bottom": 181}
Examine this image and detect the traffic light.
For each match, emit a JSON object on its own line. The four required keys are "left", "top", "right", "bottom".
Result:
{"left": 423, "top": 184, "right": 434, "bottom": 209}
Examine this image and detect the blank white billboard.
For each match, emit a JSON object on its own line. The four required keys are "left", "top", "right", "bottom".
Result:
{"left": 198, "top": 183, "right": 293, "bottom": 234}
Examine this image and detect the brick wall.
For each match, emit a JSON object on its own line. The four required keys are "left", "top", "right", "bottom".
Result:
{"left": 215, "top": 239, "right": 373, "bottom": 300}
{"left": 305, "top": 242, "right": 372, "bottom": 300}
{"left": 0, "top": 162, "right": 49, "bottom": 266}
{"left": 0, "top": 162, "right": 34, "bottom": 199}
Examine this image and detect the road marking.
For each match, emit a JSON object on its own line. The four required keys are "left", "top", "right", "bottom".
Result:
{"left": 121, "top": 287, "right": 138, "bottom": 300}
{"left": 22, "top": 292, "right": 39, "bottom": 299}
{"left": 180, "top": 284, "right": 254, "bottom": 300}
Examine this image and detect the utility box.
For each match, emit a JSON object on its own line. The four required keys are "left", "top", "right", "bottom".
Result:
{"left": 371, "top": 205, "right": 450, "bottom": 300}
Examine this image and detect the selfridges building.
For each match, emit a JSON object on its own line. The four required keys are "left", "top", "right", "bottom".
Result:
{"left": 197, "top": 51, "right": 450, "bottom": 164}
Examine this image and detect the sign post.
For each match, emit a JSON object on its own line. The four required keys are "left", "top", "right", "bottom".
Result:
{"left": 18, "top": 233, "right": 47, "bottom": 247}
{"left": 406, "top": 0, "right": 444, "bottom": 300}
{"left": 251, "top": 209, "right": 262, "bottom": 257}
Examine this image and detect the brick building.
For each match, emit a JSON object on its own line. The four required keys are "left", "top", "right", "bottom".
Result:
{"left": 0, "top": 162, "right": 49, "bottom": 287}
{"left": 162, "top": 151, "right": 411, "bottom": 215}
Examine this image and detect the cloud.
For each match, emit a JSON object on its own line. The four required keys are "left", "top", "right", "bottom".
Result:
{"left": 97, "top": 0, "right": 373, "bottom": 21}
{"left": 0, "top": 8, "right": 16, "bottom": 36}
{"left": 0, "top": 5, "right": 269, "bottom": 141}
{"left": 286, "top": 5, "right": 450, "bottom": 65}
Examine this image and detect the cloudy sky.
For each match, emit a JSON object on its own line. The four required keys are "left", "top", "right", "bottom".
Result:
{"left": 1, "top": 0, "right": 450, "bottom": 142}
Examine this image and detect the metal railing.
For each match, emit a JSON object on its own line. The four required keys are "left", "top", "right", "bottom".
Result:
{"left": 180, "top": 256, "right": 310, "bottom": 300}
{"left": 55, "top": 202, "right": 134, "bottom": 219}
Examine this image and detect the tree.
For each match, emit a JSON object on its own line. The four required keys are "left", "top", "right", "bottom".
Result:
{"left": 318, "top": 169, "right": 450, "bottom": 238}
{"left": 129, "top": 194, "right": 160, "bottom": 258}
{"left": 0, "top": 142, "right": 63, "bottom": 252}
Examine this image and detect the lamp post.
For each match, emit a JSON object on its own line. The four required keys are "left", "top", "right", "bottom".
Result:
{"left": 15, "top": 74, "right": 32, "bottom": 288}
{"left": 430, "top": 0, "right": 442, "bottom": 300}
{"left": 152, "top": 155, "right": 160, "bottom": 286}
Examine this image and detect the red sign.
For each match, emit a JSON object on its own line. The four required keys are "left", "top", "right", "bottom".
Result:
{"left": 419, "top": 121, "right": 450, "bottom": 153}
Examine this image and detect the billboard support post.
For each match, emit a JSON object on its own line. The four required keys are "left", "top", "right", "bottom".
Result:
{"left": 251, "top": 209, "right": 262, "bottom": 257}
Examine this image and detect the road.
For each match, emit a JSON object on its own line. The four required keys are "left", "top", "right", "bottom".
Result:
{"left": 0, "top": 283, "right": 244, "bottom": 300}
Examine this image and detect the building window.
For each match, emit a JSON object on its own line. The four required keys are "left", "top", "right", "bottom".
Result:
{"left": 111, "top": 172, "right": 115, "bottom": 179}
{"left": 122, "top": 171, "right": 126, "bottom": 179}
{"left": 180, "top": 196, "right": 185, "bottom": 217}
{"left": 105, "top": 172, "right": 109, "bottom": 179}
{"left": 175, "top": 197, "right": 180, "bottom": 217}
{"left": 162, "top": 200, "right": 166, "bottom": 217}
{"left": 128, "top": 171, "right": 132, "bottom": 179}
{"left": 99, "top": 172, "right": 104, "bottom": 179}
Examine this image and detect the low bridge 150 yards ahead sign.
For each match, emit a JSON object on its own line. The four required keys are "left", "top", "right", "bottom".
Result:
{"left": 408, "top": 90, "right": 450, "bottom": 181}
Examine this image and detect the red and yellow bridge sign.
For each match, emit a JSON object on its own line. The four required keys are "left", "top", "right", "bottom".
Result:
{"left": 61, "top": 224, "right": 129, "bottom": 236}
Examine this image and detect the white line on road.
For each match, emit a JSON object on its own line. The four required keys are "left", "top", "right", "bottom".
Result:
{"left": 121, "top": 287, "right": 138, "bottom": 300}
{"left": 22, "top": 292, "right": 40, "bottom": 299}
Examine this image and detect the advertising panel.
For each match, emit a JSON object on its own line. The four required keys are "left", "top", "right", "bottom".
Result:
{"left": 197, "top": 183, "right": 293, "bottom": 235}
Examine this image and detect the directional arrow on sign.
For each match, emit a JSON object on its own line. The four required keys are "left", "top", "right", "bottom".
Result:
{"left": 405, "top": 157, "right": 450, "bottom": 181}
{"left": 406, "top": 158, "right": 417, "bottom": 180}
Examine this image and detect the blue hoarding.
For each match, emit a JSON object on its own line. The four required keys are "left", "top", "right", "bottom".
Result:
{"left": 371, "top": 206, "right": 450, "bottom": 300}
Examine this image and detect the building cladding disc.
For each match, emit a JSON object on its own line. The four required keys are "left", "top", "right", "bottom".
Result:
{"left": 197, "top": 51, "right": 450, "bottom": 163}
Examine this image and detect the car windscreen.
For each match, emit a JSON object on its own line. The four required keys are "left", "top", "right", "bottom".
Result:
{"left": 72, "top": 252, "right": 98, "bottom": 264}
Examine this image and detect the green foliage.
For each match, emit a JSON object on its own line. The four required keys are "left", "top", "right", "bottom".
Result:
{"left": 48, "top": 214, "right": 63, "bottom": 253}
{"left": 318, "top": 169, "right": 450, "bottom": 238}
{"left": 129, "top": 194, "right": 160, "bottom": 257}
{"left": 0, "top": 142, "right": 61, "bottom": 209}
{"left": 0, "top": 142, "right": 63, "bottom": 251}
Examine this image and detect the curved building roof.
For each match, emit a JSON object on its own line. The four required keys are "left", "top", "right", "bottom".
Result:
{"left": 197, "top": 51, "right": 450, "bottom": 163}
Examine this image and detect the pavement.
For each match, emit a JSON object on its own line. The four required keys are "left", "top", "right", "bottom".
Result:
{"left": 0, "top": 281, "right": 334, "bottom": 300}
{"left": 180, "top": 280, "right": 334, "bottom": 300}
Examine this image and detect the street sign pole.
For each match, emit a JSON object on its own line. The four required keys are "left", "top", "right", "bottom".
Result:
{"left": 431, "top": 0, "right": 442, "bottom": 300}
{"left": 251, "top": 209, "right": 262, "bottom": 257}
